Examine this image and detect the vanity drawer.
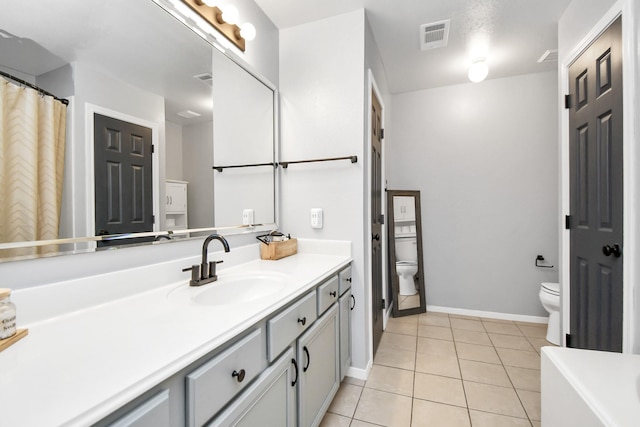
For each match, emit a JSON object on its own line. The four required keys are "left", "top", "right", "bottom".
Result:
{"left": 317, "top": 275, "right": 339, "bottom": 315}
{"left": 186, "top": 329, "right": 265, "bottom": 427}
{"left": 267, "top": 291, "right": 317, "bottom": 362}
{"left": 338, "top": 266, "right": 352, "bottom": 295}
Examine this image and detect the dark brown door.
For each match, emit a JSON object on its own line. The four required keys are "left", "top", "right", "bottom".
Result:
{"left": 371, "top": 90, "right": 384, "bottom": 355}
{"left": 568, "top": 16, "right": 623, "bottom": 352}
{"left": 94, "top": 114, "right": 154, "bottom": 244}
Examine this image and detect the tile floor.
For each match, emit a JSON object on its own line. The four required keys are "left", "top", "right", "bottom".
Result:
{"left": 320, "top": 312, "right": 554, "bottom": 427}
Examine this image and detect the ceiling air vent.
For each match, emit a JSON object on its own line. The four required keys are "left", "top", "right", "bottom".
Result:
{"left": 537, "top": 49, "right": 558, "bottom": 63}
{"left": 420, "top": 20, "right": 450, "bottom": 51}
{"left": 193, "top": 72, "right": 213, "bottom": 86}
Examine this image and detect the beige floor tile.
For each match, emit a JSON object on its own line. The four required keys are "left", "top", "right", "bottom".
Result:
{"left": 353, "top": 388, "right": 412, "bottom": 427}
{"left": 496, "top": 348, "right": 541, "bottom": 370}
{"left": 380, "top": 332, "right": 417, "bottom": 352}
{"left": 418, "top": 313, "right": 451, "bottom": 327}
{"left": 516, "top": 389, "right": 541, "bottom": 421}
{"left": 482, "top": 321, "right": 523, "bottom": 336}
{"left": 531, "top": 421, "right": 542, "bottom": 427}
{"left": 469, "top": 410, "right": 532, "bottom": 427}
{"left": 350, "top": 420, "right": 382, "bottom": 427}
{"left": 413, "top": 372, "right": 466, "bottom": 407}
{"left": 319, "top": 412, "right": 352, "bottom": 427}
{"left": 385, "top": 318, "right": 419, "bottom": 336}
{"left": 455, "top": 342, "right": 501, "bottom": 364}
{"left": 327, "top": 383, "right": 363, "bottom": 417}
{"left": 516, "top": 324, "right": 548, "bottom": 338}
{"left": 505, "top": 366, "right": 541, "bottom": 392}
{"left": 459, "top": 359, "right": 511, "bottom": 387}
{"left": 452, "top": 328, "right": 493, "bottom": 346}
{"left": 416, "top": 337, "right": 456, "bottom": 356}
{"left": 374, "top": 346, "right": 416, "bottom": 371}
{"left": 527, "top": 337, "right": 555, "bottom": 353}
{"left": 415, "top": 352, "right": 460, "bottom": 378}
{"left": 450, "top": 317, "right": 486, "bottom": 331}
{"left": 417, "top": 324, "right": 453, "bottom": 341}
{"left": 365, "top": 364, "right": 414, "bottom": 397}
{"left": 399, "top": 295, "right": 421, "bottom": 310}
{"left": 489, "top": 333, "right": 535, "bottom": 351}
{"left": 389, "top": 314, "right": 419, "bottom": 325}
{"left": 464, "top": 381, "right": 527, "bottom": 418}
{"left": 412, "top": 400, "right": 471, "bottom": 427}
{"left": 344, "top": 376, "right": 366, "bottom": 387}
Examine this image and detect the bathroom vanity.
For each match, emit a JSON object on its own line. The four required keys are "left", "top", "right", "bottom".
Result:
{"left": 0, "top": 240, "right": 352, "bottom": 427}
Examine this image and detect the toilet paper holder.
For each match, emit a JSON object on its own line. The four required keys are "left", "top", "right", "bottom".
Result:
{"left": 535, "top": 255, "right": 554, "bottom": 268}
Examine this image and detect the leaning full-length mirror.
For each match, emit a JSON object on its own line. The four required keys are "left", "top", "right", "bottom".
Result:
{"left": 387, "top": 190, "right": 426, "bottom": 317}
{"left": 0, "top": 0, "right": 276, "bottom": 260}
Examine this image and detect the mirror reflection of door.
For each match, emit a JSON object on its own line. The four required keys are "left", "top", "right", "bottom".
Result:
{"left": 388, "top": 190, "right": 426, "bottom": 317}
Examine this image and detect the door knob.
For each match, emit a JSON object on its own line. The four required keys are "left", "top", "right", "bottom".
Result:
{"left": 602, "top": 244, "right": 622, "bottom": 257}
{"left": 372, "top": 233, "right": 380, "bottom": 241}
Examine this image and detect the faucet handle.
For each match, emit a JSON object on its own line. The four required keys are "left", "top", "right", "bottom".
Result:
{"left": 208, "top": 260, "right": 224, "bottom": 279}
{"left": 182, "top": 265, "right": 201, "bottom": 285}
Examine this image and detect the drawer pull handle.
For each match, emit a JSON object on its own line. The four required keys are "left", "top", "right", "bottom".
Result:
{"left": 298, "top": 317, "right": 307, "bottom": 326}
{"left": 330, "top": 291, "right": 337, "bottom": 298}
{"left": 232, "top": 369, "right": 246, "bottom": 383}
{"left": 291, "top": 358, "right": 299, "bottom": 386}
{"left": 346, "top": 277, "right": 352, "bottom": 283}
{"left": 303, "top": 346, "right": 310, "bottom": 372}
{"left": 350, "top": 294, "right": 356, "bottom": 311}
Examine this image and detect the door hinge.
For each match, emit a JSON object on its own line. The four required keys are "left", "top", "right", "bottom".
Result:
{"left": 565, "top": 215, "right": 571, "bottom": 229}
{"left": 380, "top": 214, "right": 385, "bottom": 224}
{"left": 151, "top": 144, "right": 155, "bottom": 154}
{"left": 380, "top": 128, "right": 385, "bottom": 139}
{"left": 565, "top": 333, "right": 573, "bottom": 348}
{"left": 381, "top": 299, "right": 386, "bottom": 310}
{"left": 564, "top": 94, "right": 571, "bottom": 109}
{"left": 152, "top": 215, "right": 156, "bottom": 224}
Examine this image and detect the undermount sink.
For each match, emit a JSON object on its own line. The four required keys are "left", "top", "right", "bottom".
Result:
{"left": 168, "top": 271, "right": 288, "bottom": 306}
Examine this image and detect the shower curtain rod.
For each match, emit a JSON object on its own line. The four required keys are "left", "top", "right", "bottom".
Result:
{"left": 0, "top": 70, "right": 69, "bottom": 105}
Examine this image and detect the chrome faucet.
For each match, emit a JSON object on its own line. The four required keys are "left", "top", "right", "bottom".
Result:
{"left": 182, "top": 233, "right": 230, "bottom": 286}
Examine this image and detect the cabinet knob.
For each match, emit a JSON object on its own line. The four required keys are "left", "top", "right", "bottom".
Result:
{"left": 346, "top": 277, "right": 352, "bottom": 283}
{"left": 232, "top": 369, "right": 246, "bottom": 383}
{"left": 297, "top": 317, "right": 306, "bottom": 326}
{"left": 330, "top": 291, "right": 337, "bottom": 298}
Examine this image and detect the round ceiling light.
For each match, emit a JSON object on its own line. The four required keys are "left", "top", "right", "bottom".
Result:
{"left": 468, "top": 59, "right": 489, "bottom": 83}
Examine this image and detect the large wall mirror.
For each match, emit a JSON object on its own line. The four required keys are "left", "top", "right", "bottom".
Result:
{"left": 387, "top": 190, "right": 426, "bottom": 317}
{"left": 0, "top": 0, "right": 276, "bottom": 260}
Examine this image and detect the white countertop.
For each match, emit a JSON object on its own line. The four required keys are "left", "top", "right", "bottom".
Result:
{"left": 542, "top": 347, "right": 640, "bottom": 426}
{"left": 0, "top": 241, "right": 351, "bottom": 426}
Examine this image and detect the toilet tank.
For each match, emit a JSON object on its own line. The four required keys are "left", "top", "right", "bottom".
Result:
{"left": 395, "top": 234, "right": 418, "bottom": 262}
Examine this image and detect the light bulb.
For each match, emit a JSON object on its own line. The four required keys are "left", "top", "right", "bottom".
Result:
{"left": 221, "top": 4, "right": 239, "bottom": 25}
{"left": 240, "top": 23, "right": 256, "bottom": 41}
{"left": 468, "top": 59, "right": 488, "bottom": 83}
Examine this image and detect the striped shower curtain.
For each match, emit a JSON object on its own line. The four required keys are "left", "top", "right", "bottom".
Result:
{"left": 0, "top": 77, "right": 67, "bottom": 258}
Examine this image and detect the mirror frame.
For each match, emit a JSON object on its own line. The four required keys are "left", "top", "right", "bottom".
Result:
{"left": 387, "top": 190, "right": 426, "bottom": 317}
{"left": 0, "top": 0, "right": 280, "bottom": 259}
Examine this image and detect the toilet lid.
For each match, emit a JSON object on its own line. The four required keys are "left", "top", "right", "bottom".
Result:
{"left": 541, "top": 282, "right": 559, "bottom": 295}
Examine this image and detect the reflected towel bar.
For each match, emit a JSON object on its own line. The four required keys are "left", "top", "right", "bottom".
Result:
{"left": 213, "top": 162, "right": 278, "bottom": 172}
{"left": 279, "top": 155, "right": 357, "bottom": 169}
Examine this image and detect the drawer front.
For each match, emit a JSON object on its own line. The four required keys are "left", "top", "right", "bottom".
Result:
{"left": 317, "top": 275, "right": 339, "bottom": 315}
{"left": 267, "top": 291, "right": 317, "bottom": 362}
{"left": 187, "top": 329, "right": 265, "bottom": 427}
{"left": 109, "top": 390, "right": 170, "bottom": 427}
{"left": 339, "top": 266, "right": 352, "bottom": 295}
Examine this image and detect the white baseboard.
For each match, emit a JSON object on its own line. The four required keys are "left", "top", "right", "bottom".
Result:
{"left": 427, "top": 305, "right": 549, "bottom": 324}
{"left": 345, "top": 359, "right": 372, "bottom": 381}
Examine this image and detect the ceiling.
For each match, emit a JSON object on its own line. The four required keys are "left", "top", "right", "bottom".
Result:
{"left": 253, "top": 0, "right": 572, "bottom": 93}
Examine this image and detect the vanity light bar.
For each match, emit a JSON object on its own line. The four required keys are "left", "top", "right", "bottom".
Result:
{"left": 182, "top": 0, "right": 246, "bottom": 52}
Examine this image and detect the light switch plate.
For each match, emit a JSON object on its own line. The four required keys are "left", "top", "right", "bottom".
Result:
{"left": 242, "top": 209, "right": 255, "bottom": 225}
{"left": 311, "top": 208, "right": 323, "bottom": 229}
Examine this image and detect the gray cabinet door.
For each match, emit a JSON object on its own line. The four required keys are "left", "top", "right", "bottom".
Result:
{"left": 208, "top": 348, "right": 296, "bottom": 427}
{"left": 297, "top": 304, "right": 340, "bottom": 427}
{"left": 339, "top": 289, "right": 352, "bottom": 381}
{"left": 108, "top": 390, "right": 170, "bottom": 427}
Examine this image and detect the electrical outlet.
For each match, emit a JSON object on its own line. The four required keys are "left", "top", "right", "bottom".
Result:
{"left": 311, "top": 208, "right": 323, "bottom": 229}
{"left": 242, "top": 209, "right": 254, "bottom": 225}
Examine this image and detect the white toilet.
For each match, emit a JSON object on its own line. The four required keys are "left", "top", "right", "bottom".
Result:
{"left": 539, "top": 282, "right": 560, "bottom": 345}
{"left": 395, "top": 234, "right": 418, "bottom": 295}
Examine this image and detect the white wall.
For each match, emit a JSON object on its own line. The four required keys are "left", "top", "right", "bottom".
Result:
{"left": 389, "top": 71, "right": 559, "bottom": 317}
{"left": 558, "top": 0, "right": 640, "bottom": 353}
{"left": 165, "top": 121, "right": 184, "bottom": 180}
{"left": 183, "top": 121, "right": 215, "bottom": 228}
{"left": 279, "top": 10, "right": 368, "bottom": 372}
